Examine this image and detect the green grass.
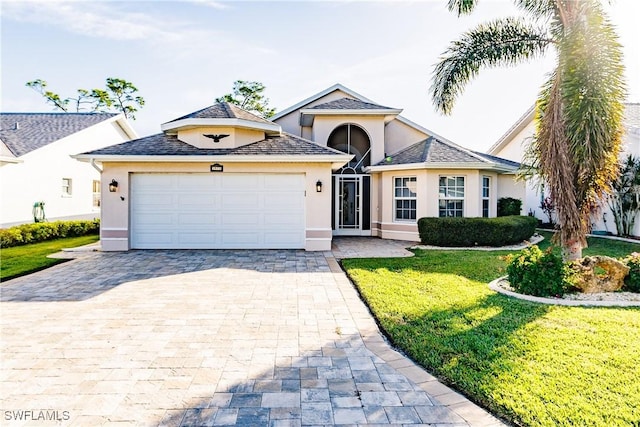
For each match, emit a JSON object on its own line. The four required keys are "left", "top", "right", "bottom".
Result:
{"left": 343, "top": 233, "right": 640, "bottom": 427}
{"left": 0, "top": 235, "right": 99, "bottom": 281}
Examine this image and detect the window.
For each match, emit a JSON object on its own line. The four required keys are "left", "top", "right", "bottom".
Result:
{"left": 439, "top": 176, "right": 464, "bottom": 217}
{"left": 92, "top": 180, "right": 101, "bottom": 208}
{"left": 62, "top": 178, "right": 72, "bottom": 196}
{"left": 482, "top": 176, "right": 490, "bottom": 217}
{"left": 394, "top": 177, "right": 417, "bottom": 221}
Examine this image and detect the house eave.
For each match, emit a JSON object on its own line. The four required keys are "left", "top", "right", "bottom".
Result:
{"left": 299, "top": 108, "right": 402, "bottom": 126}
{"left": 365, "top": 162, "right": 518, "bottom": 173}
{"left": 271, "top": 83, "right": 375, "bottom": 121}
{"left": 0, "top": 156, "right": 22, "bottom": 164}
{"left": 160, "top": 118, "right": 281, "bottom": 135}
{"left": 112, "top": 114, "right": 139, "bottom": 140}
{"left": 487, "top": 105, "right": 536, "bottom": 155}
{"left": 73, "top": 153, "right": 353, "bottom": 168}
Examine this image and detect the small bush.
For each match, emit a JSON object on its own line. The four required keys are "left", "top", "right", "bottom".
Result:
{"left": 622, "top": 252, "right": 640, "bottom": 292}
{"left": 506, "top": 245, "right": 571, "bottom": 297}
{"left": 417, "top": 216, "right": 537, "bottom": 247}
{"left": 498, "top": 197, "right": 522, "bottom": 216}
{"left": 0, "top": 219, "right": 100, "bottom": 248}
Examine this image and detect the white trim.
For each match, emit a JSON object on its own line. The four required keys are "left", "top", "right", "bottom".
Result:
{"left": 300, "top": 108, "right": 402, "bottom": 115}
{"left": 379, "top": 222, "right": 419, "bottom": 227}
{"left": 161, "top": 118, "right": 281, "bottom": 134}
{"left": 73, "top": 153, "right": 353, "bottom": 167}
{"left": 366, "top": 162, "right": 516, "bottom": 173}
{"left": 111, "top": 114, "right": 139, "bottom": 140}
{"left": 101, "top": 237, "right": 128, "bottom": 241}
{"left": 271, "top": 83, "right": 377, "bottom": 121}
{"left": 0, "top": 156, "right": 22, "bottom": 164}
{"left": 487, "top": 105, "right": 535, "bottom": 155}
{"left": 101, "top": 227, "right": 128, "bottom": 231}
{"left": 378, "top": 228, "right": 418, "bottom": 236}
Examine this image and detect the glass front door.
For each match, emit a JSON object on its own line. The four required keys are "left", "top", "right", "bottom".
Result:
{"left": 333, "top": 175, "right": 371, "bottom": 236}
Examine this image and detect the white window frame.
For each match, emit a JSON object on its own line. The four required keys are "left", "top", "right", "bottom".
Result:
{"left": 62, "top": 178, "right": 72, "bottom": 197}
{"left": 439, "top": 176, "right": 465, "bottom": 217}
{"left": 394, "top": 176, "right": 417, "bottom": 222}
{"left": 482, "top": 176, "right": 490, "bottom": 217}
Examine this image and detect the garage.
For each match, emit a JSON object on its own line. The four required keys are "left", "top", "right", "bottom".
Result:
{"left": 130, "top": 173, "right": 305, "bottom": 249}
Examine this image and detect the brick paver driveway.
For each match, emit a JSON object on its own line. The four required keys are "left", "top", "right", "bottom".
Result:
{"left": 1, "top": 249, "right": 503, "bottom": 426}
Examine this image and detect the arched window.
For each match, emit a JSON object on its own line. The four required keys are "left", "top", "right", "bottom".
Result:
{"left": 327, "top": 124, "right": 371, "bottom": 173}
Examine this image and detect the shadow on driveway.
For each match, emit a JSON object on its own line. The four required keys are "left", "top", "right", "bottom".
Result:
{"left": 0, "top": 250, "right": 330, "bottom": 302}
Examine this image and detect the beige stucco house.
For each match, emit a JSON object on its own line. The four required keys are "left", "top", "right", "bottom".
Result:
{"left": 0, "top": 113, "right": 136, "bottom": 227}
{"left": 75, "top": 84, "right": 522, "bottom": 251}
{"left": 488, "top": 102, "right": 640, "bottom": 236}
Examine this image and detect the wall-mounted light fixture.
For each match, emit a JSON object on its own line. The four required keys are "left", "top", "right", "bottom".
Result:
{"left": 316, "top": 180, "right": 323, "bottom": 193}
{"left": 108, "top": 179, "right": 119, "bottom": 192}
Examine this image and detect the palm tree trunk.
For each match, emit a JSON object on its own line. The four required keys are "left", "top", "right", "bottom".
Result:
{"left": 536, "top": 73, "right": 586, "bottom": 260}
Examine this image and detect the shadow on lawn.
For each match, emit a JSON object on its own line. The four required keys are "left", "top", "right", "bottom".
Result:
{"left": 378, "top": 286, "right": 550, "bottom": 425}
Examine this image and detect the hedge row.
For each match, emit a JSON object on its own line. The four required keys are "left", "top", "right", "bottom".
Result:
{"left": 417, "top": 215, "right": 538, "bottom": 247}
{"left": 0, "top": 219, "right": 100, "bottom": 248}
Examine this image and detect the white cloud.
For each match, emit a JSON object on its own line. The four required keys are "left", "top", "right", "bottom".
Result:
{"left": 186, "top": 0, "right": 228, "bottom": 10}
{"left": 2, "top": 1, "right": 184, "bottom": 42}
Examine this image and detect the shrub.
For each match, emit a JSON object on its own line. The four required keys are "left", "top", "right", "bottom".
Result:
{"left": 622, "top": 252, "right": 640, "bottom": 292}
{"left": 506, "top": 245, "right": 571, "bottom": 297}
{"left": 498, "top": 197, "right": 522, "bottom": 216}
{"left": 417, "top": 216, "right": 537, "bottom": 247}
{"left": 0, "top": 219, "right": 100, "bottom": 248}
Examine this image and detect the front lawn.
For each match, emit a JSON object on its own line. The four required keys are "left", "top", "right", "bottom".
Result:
{"left": 343, "top": 233, "right": 640, "bottom": 427}
{"left": 0, "top": 235, "right": 99, "bottom": 281}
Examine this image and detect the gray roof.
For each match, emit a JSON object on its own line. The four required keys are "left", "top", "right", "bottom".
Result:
{"left": 310, "top": 97, "right": 395, "bottom": 111}
{"left": 0, "top": 112, "right": 117, "bottom": 157}
{"left": 377, "top": 136, "right": 520, "bottom": 169}
{"left": 81, "top": 132, "right": 348, "bottom": 157}
{"left": 165, "top": 102, "right": 272, "bottom": 125}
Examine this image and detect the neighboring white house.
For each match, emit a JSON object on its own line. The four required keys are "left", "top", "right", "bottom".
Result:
{"left": 74, "top": 84, "right": 524, "bottom": 251}
{"left": 0, "top": 113, "right": 137, "bottom": 228}
{"left": 487, "top": 103, "right": 640, "bottom": 236}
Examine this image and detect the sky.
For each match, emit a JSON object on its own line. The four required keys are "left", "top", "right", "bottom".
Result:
{"left": 1, "top": 0, "right": 639, "bottom": 152}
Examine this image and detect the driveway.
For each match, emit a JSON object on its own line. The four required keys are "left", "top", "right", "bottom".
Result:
{"left": 1, "top": 245, "right": 504, "bottom": 426}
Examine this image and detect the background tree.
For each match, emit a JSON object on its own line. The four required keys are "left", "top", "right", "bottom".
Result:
{"left": 216, "top": 80, "right": 276, "bottom": 119}
{"left": 607, "top": 155, "right": 640, "bottom": 236}
{"left": 26, "top": 77, "right": 145, "bottom": 119}
{"left": 431, "top": 0, "right": 626, "bottom": 260}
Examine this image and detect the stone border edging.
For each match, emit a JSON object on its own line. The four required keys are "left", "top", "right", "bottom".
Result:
{"left": 489, "top": 276, "right": 640, "bottom": 307}
{"left": 411, "top": 234, "right": 545, "bottom": 252}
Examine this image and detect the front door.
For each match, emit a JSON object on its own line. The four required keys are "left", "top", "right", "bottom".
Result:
{"left": 333, "top": 174, "right": 371, "bottom": 236}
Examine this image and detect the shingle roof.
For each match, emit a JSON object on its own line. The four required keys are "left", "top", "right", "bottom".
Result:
{"left": 165, "top": 102, "right": 272, "bottom": 125}
{"left": 376, "top": 136, "right": 520, "bottom": 169}
{"left": 309, "top": 97, "right": 395, "bottom": 110}
{"left": 81, "top": 132, "right": 348, "bottom": 157}
{"left": 472, "top": 151, "right": 522, "bottom": 169}
{"left": 0, "top": 112, "right": 118, "bottom": 157}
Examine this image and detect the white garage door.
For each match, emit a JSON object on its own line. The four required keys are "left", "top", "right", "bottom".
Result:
{"left": 130, "top": 173, "right": 305, "bottom": 249}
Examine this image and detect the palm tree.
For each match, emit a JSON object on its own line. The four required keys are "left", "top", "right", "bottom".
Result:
{"left": 431, "top": 0, "right": 626, "bottom": 260}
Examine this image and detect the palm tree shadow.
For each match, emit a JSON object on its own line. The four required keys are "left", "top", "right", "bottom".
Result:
{"left": 379, "top": 288, "right": 550, "bottom": 423}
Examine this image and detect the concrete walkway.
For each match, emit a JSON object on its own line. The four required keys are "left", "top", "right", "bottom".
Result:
{"left": 1, "top": 243, "right": 505, "bottom": 426}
